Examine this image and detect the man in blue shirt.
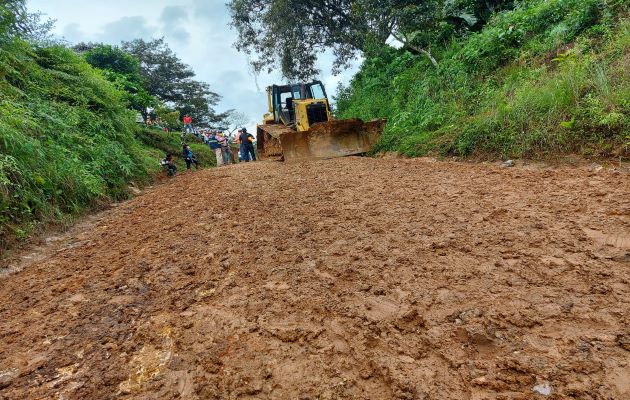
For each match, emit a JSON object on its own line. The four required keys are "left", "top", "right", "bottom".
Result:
{"left": 208, "top": 131, "right": 224, "bottom": 167}
{"left": 182, "top": 144, "right": 200, "bottom": 170}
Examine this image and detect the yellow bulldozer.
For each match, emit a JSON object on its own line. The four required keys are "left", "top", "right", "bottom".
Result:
{"left": 256, "top": 81, "right": 385, "bottom": 162}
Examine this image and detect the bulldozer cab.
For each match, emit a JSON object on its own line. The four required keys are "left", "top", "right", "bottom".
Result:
{"left": 269, "top": 81, "right": 329, "bottom": 129}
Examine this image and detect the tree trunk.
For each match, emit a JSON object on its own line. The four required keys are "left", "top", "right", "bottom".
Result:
{"left": 405, "top": 44, "right": 439, "bottom": 67}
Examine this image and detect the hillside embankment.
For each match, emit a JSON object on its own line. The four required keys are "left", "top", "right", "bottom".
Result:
{"left": 337, "top": 1, "right": 629, "bottom": 160}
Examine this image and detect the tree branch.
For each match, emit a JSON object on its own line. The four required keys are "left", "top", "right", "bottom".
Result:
{"left": 390, "top": 31, "right": 438, "bottom": 67}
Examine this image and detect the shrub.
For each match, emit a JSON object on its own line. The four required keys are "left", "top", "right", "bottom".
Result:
{"left": 0, "top": 35, "right": 216, "bottom": 246}
{"left": 337, "top": 0, "right": 629, "bottom": 159}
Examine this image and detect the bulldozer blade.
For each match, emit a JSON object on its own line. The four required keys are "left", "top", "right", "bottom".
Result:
{"left": 279, "top": 119, "right": 385, "bottom": 162}
{"left": 257, "top": 123, "right": 295, "bottom": 160}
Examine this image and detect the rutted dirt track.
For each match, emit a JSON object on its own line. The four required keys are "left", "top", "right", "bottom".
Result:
{"left": 1, "top": 157, "right": 630, "bottom": 399}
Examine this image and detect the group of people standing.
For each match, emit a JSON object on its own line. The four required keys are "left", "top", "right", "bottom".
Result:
{"left": 161, "top": 114, "right": 258, "bottom": 176}
{"left": 181, "top": 114, "right": 257, "bottom": 165}
{"left": 199, "top": 127, "right": 256, "bottom": 166}
{"left": 204, "top": 129, "right": 232, "bottom": 166}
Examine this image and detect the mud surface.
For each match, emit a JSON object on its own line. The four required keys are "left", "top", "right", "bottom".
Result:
{"left": 1, "top": 157, "right": 629, "bottom": 399}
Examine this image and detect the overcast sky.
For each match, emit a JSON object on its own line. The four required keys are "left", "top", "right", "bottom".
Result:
{"left": 27, "top": 0, "right": 360, "bottom": 132}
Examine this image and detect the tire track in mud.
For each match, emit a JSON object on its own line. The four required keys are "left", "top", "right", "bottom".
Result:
{"left": 0, "top": 157, "right": 629, "bottom": 399}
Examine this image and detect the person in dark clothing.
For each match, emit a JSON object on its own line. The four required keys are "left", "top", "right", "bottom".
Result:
{"left": 182, "top": 144, "right": 200, "bottom": 170}
{"left": 160, "top": 153, "right": 177, "bottom": 176}
{"left": 238, "top": 128, "right": 256, "bottom": 162}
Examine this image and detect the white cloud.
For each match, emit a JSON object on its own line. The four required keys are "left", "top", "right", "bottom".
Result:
{"left": 159, "top": 5, "right": 191, "bottom": 44}
{"left": 97, "top": 16, "right": 157, "bottom": 43}
{"left": 160, "top": 5, "right": 188, "bottom": 24}
{"left": 192, "top": 0, "right": 231, "bottom": 24}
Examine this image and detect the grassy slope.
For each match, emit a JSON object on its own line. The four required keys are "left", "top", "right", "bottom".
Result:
{"left": 0, "top": 37, "right": 216, "bottom": 248}
{"left": 137, "top": 128, "right": 217, "bottom": 172}
{"left": 336, "top": 0, "right": 630, "bottom": 159}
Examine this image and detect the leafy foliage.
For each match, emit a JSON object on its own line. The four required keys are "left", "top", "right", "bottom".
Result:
{"left": 336, "top": 0, "right": 629, "bottom": 158}
{"left": 228, "top": 0, "right": 514, "bottom": 78}
{"left": 0, "top": 0, "right": 56, "bottom": 45}
{"left": 0, "top": 5, "right": 218, "bottom": 247}
{"left": 84, "top": 44, "right": 140, "bottom": 76}
{"left": 83, "top": 44, "right": 157, "bottom": 118}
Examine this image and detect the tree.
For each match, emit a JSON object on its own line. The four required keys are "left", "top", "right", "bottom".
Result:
{"left": 229, "top": 0, "right": 388, "bottom": 80}
{"left": 83, "top": 44, "right": 157, "bottom": 119}
{"left": 176, "top": 79, "right": 228, "bottom": 127}
{"left": 72, "top": 42, "right": 99, "bottom": 53}
{"left": 1, "top": 0, "right": 28, "bottom": 36}
{"left": 228, "top": 0, "right": 515, "bottom": 78}
{"left": 84, "top": 44, "right": 140, "bottom": 77}
{"left": 1, "top": 0, "right": 56, "bottom": 45}
{"left": 155, "top": 104, "right": 181, "bottom": 130}
{"left": 222, "top": 111, "right": 250, "bottom": 134}
{"left": 121, "top": 38, "right": 226, "bottom": 127}
{"left": 121, "top": 38, "right": 195, "bottom": 103}
{"left": 229, "top": 0, "right": 432, "bottom": 79}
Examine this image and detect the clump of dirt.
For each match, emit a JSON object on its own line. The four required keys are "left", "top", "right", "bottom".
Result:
{"left": 0, "top": 158, "right": 629, "bottom": 399}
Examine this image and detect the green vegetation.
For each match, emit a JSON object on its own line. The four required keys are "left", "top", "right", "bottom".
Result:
{"left": 231, "top": 0, "right": 628, "bottom": 158}
{"left": 0, "top": 3, "right": 216, "bottom": 247}
{"left": 335, "top": 0, "right": 629, "bottom": 158}
{"left": 83, "top": 44, "right": 157, "bottom": 120}
{"left": 229, "top": 0, "right": 517, "bottom": 79}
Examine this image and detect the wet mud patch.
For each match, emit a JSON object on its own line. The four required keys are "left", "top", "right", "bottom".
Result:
{"left": 0, "top": 158, "right": 629, "bottom": 398}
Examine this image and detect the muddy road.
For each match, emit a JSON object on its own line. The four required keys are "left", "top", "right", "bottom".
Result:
{"left": 1, "top": 157, "right": 629, "bottom": 399}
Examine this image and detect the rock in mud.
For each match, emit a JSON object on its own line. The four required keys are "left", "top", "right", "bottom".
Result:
{"left": 532, "top": 382, "right": 553, "bottom": 396}
{"left": 0, "top": 369, "right": 16, "bottom": 390}
{"left": 502, "top": 160, "right": 515, "bottom": 167}
{"left": 617, "top": 334, "right": 630, "bottom": 351}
